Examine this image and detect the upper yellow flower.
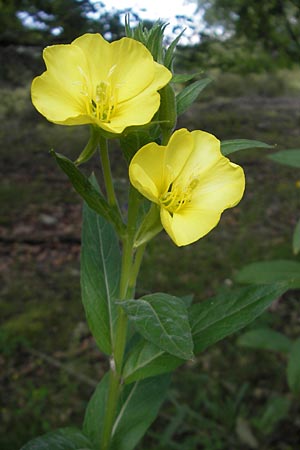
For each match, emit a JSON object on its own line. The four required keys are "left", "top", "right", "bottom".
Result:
{"left": 129, "top": 129, "right": 245, "bottom": 246}
{"left": 31, "top": 33, "right": 172, "bottom": 134}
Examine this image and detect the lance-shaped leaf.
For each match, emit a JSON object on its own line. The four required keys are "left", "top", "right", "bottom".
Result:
{"left": 237, "top": 328, "right": 292, "bottom": 354}
{"left": 293, "top": 218, "right": 300, "bottom": 255}
{"left": 268, "top": 149, "right": 300, "bottom": 168}
{"left": 176, "top": 78, "right": 212, "bottom": 116}
{"left": 123, "top": 337, "right": 182, "bottom": 384}
{"left": 83, "top": 372, "right": 170, "bottom": 450}
{"left": 20, "top": 427, "right": 93, "bottom": 450}
{"left": 81, "top": 177, "right": 121, "bottom": 354}
{"left": 51, "top": 150, "right": 125, "bottom": 236}
{"left": 287, "top": 338, "right": 300, "bottom": 396}
{"left": 120, "top": 293, "right": 194, "bottom": 360}
{"left": 236, "top": 260, "right": 300, "bottom": 288}
{"left": 221, "top": 139, "right": 273, "bottom": 156}
{"left": 190, "top": 284, "right": 287, "bottom": 354}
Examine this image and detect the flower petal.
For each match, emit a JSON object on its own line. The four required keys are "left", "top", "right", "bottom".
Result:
{"left": 129, "top": 142, "right": 168, "bottom": 202}
{"left": 192, "top": 157, "right": 245, "bottom": 210}
{"left": 161, "top": 206, "right": 222, "bottom": 246}
{"left": 31, "top": 44, "right": 89, "bottom": 123}
{"left": 164, "top": 129, "right": 194, "bottom": 185}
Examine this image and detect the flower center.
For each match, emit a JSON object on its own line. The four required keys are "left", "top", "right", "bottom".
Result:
{"left": 160, "top": 178, "right": 199, "bottom": 215}
{"left": 90, "top": 81, "right": 116, "bottom": 122}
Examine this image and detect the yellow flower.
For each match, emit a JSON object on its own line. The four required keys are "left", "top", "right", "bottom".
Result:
{"left": 129, "top": 128, "right": 245, "bottom": 246}
{"left": 31, "top": 33, "right": 172, "bottom": 134}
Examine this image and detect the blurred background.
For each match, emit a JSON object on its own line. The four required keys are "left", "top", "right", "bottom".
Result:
{"left": 1, "top": 1, "right": 300, "bottom": 449}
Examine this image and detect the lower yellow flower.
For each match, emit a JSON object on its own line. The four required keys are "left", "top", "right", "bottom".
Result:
{"left": 129, "top": 128, "right": 245, "bottom": 246}
{"left": 31, "top": 33, "right": 171, "bottom": 134}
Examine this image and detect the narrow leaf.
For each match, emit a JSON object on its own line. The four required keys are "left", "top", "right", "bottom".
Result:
{"left": 121, "top": 293, "right": 194, "bottom": 360}
{"left": 83, "top": 373, "right": 170, "bottom": 450}
{"left": 51, "top": 150, "right": 124, "bottom": 235}
{"left": 176, "top": 78, "right": 212, "bottom": 116}
{"left": 111, "top": 375, "right": 170, "bottom": 450}
{"left": 287, "top": 338, "right": 300, "bottom": 396}
{"left": 20, "top": 427, "right": 92, "bottom": 450}
{"left": 254, "top": 396, "right": 291, "bottom": 435}
{"left": 268, "top": 149, "right": 300, "bottom": 168}
{"left": 292, "top": 218, "right": 300, "bottom": 255}
{"left": 81, "top": 177, "right": 121, "bottom": 354}
{"left": 237, "top": 328, "right": 292, "bottom": 354}
{"left": 164, "top": 30, "right": 185, "bottom": 69}
{"left": 123, "top": 337, "right": 182, "bottom": 384}
{"left": 190, "top": 284, "right": 287, "bottom": 354}
{"left": 236, "top": 260, "right": 300, "bottom": 288}
{"left": 172, "top": 72, "right": 203, "bottom": 84}
{"left": 221, "top": 139, "right": 273, "bottom": 156}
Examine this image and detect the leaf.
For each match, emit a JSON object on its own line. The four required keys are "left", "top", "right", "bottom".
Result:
{"left": 268, "top": 149, "right": 300, "bottom": 168}
{"left": 236, "top": 260, "right": 300, "bottom": 288}
{"left": 120, "top": 293, "right": 194, "bottom": 360}
{"left": 190, "top": 284, "right": 287, "bottom": 354}
{"left": 123, "top": 337, "right": 182, "bottom": 384}
{"left": 20, "top": 427, "right": 93, "bottom": 450}
{"left": 51, "top": 150, "right": 124, "bottom": 235}
{"left": 287, "top": 338, "right": 300, "bottom": 396}
{"left": 110, "top": 375, "right": 170, "bottom": 450}
{"left": 172, "top": 72, "right": 203, "bottom": 84}
{"left": 83, "top": 373, "right": 170, "bottom": 450}
{"left": 254, "top": 396, "right": 291, "bottom": 435}
{"left": 292, "top": 218, "right": 300, "bottom": 255}
{"left": 176, "top": 78, "right": 212, "bottom": 116}
{"left": 221, "top": 139, "right": 273, "bottom": 156}
{"left": 237, "top": 328, "right": 292, "bottom": 354}
{"left": 81, "top": 175, "right": 121, "bottom": 354}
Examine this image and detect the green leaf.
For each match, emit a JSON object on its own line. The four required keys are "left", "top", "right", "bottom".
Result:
{"left": 164, "top": 30, "right": 185, "bottom": 69}
{"left": 237, "top": 328, "right": 292, "bottom": 354}
{"left": 287, "top": 338, "right": 300, "bottom": 396}
{"left": 254, "top": 396, "right": 291, "bottom": 435}
{"left": 190, "top": 284, "right": 287, "bottom": 354}
{"left": 123, "top": 337, "right": 182, "bottom": 384}
{"left": 51, "top": 150, "right": 125, "bottom": 236}
{"left": 81, "top": 176, "right": 121, "bottom": 354}
{"left": 172, "top": 72, "right": 203, "bottom": 84}
{"left": 120, "top": 293, "right": 194, "bottom": 360}
{"left": 111, "top": 375, "right": 170, "bottom": 450}
{"left": 268, "top": 149, "right": 300, "bottom": 168}
{"left": 83, "top": 373, "right": 109, "bottom": 448}
{"left": 20, "top": 427, "right": 93, "bottom": 449}
{"left": 83, "top": 373, "right": 170, "bottom": 450}
{"left": 293, "top": 218, "right": 300, "bottom": 255}
{"left": 221, "top": 139, "right": 273, "bottom": 156}
{"left": 176, "top": 78, "right": 212, "bottom": 116}
{"left": 236, "top": 260, "right": 300, "bottom": 288}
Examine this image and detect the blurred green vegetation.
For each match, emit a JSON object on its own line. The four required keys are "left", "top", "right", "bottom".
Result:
{"left": 1, "top": 2, "right": 300, "bottom": 449}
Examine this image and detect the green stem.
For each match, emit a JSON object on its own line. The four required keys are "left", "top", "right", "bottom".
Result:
{"left": 98, "top": 135, "right": 118, "bottom": 207}
{"left": 100, "top": 186, "right": 142, "bottom": 450}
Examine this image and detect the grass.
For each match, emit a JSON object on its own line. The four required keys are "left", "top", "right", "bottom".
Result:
{"left": 1, "top": 69, "right": 300, "bottom": 449}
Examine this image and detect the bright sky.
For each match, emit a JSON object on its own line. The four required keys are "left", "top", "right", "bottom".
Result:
{"left": 102, "top": 0, "right": 202, "bottom": 44}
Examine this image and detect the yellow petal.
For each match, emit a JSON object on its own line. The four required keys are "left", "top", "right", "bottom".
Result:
{"left": 31, "top": 44, "right": 89, "bottom": 123}
{"left": 178, "top": 130, "right": 221, "bottom": 182}
{"left": 191, "top": 157, "right": 245, "bottom": 210}
{"left": 129, "top": 142, "right": 168, "bottom": 202}
{"left": 164, "top": 129, "right": 194, "bottom": 185}
{"left": 161, "top": 206, "right": 223, "bottom": 246}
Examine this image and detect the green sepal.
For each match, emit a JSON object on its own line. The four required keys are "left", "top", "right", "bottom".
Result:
{"left": 158, "top": 83, "right": 177, "bottom": 136}
{"left": 221, "top": 139, "right": 273, "bottom": 156}
{"left": 50, "top": 150, "right": 125, "bottom": 237}
{"left": 75, "top": 125, "right": 99, "bottom": 166}
{"left": 20, "top": 427, "right": 93, "bottom": 450}
{"left": 176, "top": 77, "right": 212, "bottom": 116}
{"left": 134, "top": 203, "right": 163, "bottom": 248}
